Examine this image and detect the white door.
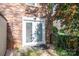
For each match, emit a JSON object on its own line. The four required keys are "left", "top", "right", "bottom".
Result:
{"left": 22, "top": 17, "right": 45, "bottom": 46}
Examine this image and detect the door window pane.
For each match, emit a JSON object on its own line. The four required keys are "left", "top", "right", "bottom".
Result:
{"left": 26, "top": 23, "right": 32, "bottom": 42}
{"left": 36, "top": 22, "right": 42, "bottom": 42}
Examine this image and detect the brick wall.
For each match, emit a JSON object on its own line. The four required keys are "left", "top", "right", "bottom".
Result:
{"left": 0, "top": 3, "right": 48, "bottom": 49}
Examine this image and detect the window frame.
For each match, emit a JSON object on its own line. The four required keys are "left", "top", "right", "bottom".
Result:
{"left": 22, "top": 17, "right": 46, "bottom": 47}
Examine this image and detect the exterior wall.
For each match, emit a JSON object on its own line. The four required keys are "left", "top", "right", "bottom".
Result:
{"left": 0, "top": 3, "right": 48, "bottom": 49}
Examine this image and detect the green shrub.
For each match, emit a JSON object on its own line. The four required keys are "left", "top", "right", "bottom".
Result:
{"left": 56, "top": 48, "right": 68, "bottom": 56}
{"left": 55, "top": 47, "right": 77, "bottom": 56}
{"left": 21, "top": 49, "right": 41, "bottom": 56}
{"left": 52, "top": 26, "right": 58, "bottom": 33}
{"left": 52, "top": 26, "right": 79, "bottom": 56}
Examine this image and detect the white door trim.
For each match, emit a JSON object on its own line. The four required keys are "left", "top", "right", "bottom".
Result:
{"left": 22, "top": 17, "right": 46, "bottom": 47}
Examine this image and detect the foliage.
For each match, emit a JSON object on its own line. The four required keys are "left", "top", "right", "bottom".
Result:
{"left": 56, "top": 4, "right": 78, "bottom": 20}
{"left": 55, "top": 4, "right": 79, "bottom": 36}
{"left": 52, "top": 26, "right": 58, "bottom": 33}
{"left": 21, "top": 49, "right": 41, "bottom": 56}
{"left": 52, "top": 27, "right": 79, "bottom": 56}
{"left": 48, "top": 3, "right": 79, "bottom": 36}
{"left": 48, "top": 3, "right": 52, "bottom": 12}
{"left": 49, "top": 3, "right": 79, "bottom": 56}
{"left": 55, "top": 47, "right": 77, "bottom": 56}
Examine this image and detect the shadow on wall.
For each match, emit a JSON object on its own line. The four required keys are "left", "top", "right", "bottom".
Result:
{"left": 7, "top": 23, "right": 14, "bottom": 50}
{"left": 0, "top": 13, "right": 14, "bottom": 50}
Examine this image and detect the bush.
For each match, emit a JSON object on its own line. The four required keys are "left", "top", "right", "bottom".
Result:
{"left": 21, "top": 49, "right": 41, "bottom": 56}
{"left": 55, "top": 47, "right": 77, "bottom": 56}
{"left": 52, "top": 26, "right": 79, "bottom": 56}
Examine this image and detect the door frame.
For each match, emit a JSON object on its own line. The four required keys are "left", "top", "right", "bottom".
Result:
{"left": 22, "top": 17, "right": 46, "bottom": 47}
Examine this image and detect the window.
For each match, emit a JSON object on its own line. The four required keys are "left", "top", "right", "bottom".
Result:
{"left": 26, "top": 23, "right": 32, "bottom": 42}
{"left": 22, "top": 17, "right": 45, "bottom": 46}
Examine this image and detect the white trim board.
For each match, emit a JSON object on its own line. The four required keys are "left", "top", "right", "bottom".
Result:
{"left": 22, "top": 17, "right": 46, "bottom": 47}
